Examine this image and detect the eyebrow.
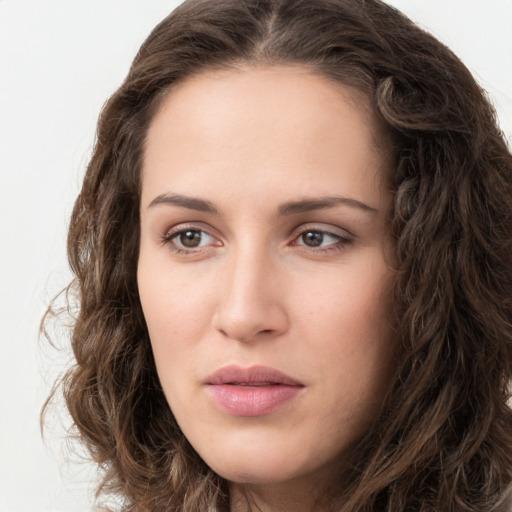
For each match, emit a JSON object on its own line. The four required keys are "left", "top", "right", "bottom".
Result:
{"left": 148, "top": 193, "right": 219, "bottom": 214}
{"left": 278, "top": 196, "right": 378, "bottom": 216}
{"left": 147, "top": 192, "right": 378, "bottom": 216}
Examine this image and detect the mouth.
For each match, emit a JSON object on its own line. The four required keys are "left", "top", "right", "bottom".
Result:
{"left": 206, "top": 365, "right": 302, "bottom": 385}
{"left": 225, "top": 382, "right": 283, "bottom": 387}
{"left": 205, "top": 365, "right": 304, "bottom": 417}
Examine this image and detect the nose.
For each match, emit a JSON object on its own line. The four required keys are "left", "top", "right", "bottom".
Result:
{"left": 212, "top": 248, "right": 289, "bottom": 343}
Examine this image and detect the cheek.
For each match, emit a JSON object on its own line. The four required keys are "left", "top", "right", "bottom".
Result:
{"left": 137, "top": 257, "right": 217, "bottom": 393}
{"left": 301, "top": 263, "right": 395, "bottom": 398}
{"left": 299, "top": 260, "right": 393, "bottom": 339}
{"left": 138, "top": 257, "right": 215, "bottom": 337}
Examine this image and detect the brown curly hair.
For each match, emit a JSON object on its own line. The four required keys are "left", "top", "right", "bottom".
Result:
{"left": 43, "top": 0, "right": 512, "bottom": 510}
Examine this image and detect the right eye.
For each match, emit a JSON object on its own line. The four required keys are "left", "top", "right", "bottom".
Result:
{"left": 164, "top": 228, "right": 217, "bottom": 251}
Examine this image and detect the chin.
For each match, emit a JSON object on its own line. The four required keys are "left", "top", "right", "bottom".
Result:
{"left": 207, "top": 453, "right": 284, "bottom": 483}
{"left": 198, "top": 442, "right": 329, "bottom": 486}
{"left": 211, "top": 465, "right": 302, "bottom": 486}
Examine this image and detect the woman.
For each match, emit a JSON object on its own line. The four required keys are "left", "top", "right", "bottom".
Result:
{"left": 44, "top": 0, "right": 512, "bottom": 510}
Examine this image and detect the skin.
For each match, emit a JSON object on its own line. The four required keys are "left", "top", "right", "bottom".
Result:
{"left": 138, "top": 65, "right": 396, "bottom": 511}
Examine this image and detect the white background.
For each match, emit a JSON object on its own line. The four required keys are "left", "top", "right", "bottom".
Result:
{"left": 1, "top": 1, "right": 511, "bottom": 511}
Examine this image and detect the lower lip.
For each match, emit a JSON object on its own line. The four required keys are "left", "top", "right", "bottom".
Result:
{"left": 207, "top": 384, "right": 302, "bottom": 416}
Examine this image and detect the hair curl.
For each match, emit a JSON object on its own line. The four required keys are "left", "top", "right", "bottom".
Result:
{"left": 43, "top": 0, "right": 512, "bottom": 510}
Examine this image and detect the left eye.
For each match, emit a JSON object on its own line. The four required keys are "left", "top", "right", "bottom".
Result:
{"left": 168, "top": 229, "right": 216, "bottom": 249}
{"left": 295, "top": 230, "right": 343, "bottom": 248}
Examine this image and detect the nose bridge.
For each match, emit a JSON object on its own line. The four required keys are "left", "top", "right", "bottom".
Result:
{"left": 213, "top": 239, "right": 287, "bottom": 342}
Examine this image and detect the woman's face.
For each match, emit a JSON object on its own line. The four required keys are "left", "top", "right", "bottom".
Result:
{"left": 138, "top": 65, "right": 395, "bottom": 492}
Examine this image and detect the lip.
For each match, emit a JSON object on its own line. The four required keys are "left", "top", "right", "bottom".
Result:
{"left": 205, "top": 365, "right": 304, "bottom": 417}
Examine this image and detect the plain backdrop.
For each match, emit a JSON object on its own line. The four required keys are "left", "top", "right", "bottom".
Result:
{"left": 1, "top": 1, "right": 511, "bottom": 511}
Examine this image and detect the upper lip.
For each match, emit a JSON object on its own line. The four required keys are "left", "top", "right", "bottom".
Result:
{"left": 205, "top": 365, "right": 304, "bottom": 386}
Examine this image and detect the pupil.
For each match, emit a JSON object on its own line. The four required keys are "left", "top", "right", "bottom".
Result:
{"left": 180, "top": 230, "right": 201, "bottom": 247}
{"left": 303, "top": 231, "right": 323, "bottom": 247}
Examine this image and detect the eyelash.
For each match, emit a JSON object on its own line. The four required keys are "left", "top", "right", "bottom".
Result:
{"left": 160, "top": 224, "right": 220, "bottom": 254}
{"left": 161, "top": 225, "right": 353, "bottom": 255}
{"left": 291, "top": 229, "right": 352, "bottom": 254}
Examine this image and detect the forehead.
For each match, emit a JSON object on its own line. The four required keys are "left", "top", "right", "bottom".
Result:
{"left": 145, "top": 64, "right": 377, "bottom": 147}
{"left": 141, "top": 65, "right": 390, "bottom": 211}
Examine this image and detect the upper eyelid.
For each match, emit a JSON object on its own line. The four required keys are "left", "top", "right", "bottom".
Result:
{"left": 291, "top": 223, "right": 355, "bottom": 239}
{"left": 164, "top": 222, "right": 219, "bottom": 238}
{"left": 291, "top": 230, "right": 351, "bottom": 249}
